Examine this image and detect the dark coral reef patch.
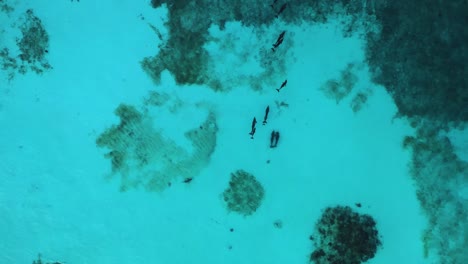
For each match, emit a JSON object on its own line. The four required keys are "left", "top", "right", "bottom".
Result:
{"left": 222, "top": 169, "right": 265, "bottom": 216}
{"left": 310, "top": 205, "right": 382, "bottom": 264}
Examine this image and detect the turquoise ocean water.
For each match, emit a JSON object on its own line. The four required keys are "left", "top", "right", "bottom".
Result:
{"left": 1, "top": 1, "right": 467, "bottom": 264}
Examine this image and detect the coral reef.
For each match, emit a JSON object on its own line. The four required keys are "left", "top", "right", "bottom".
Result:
{"left": 222, "top": 170, "right": 265, "bottom": 216}
{"left": 0, "top": 0, "right": 13, "bottom": 13}
{"left": 144, "top": 0, "right": 347, "bottom": 91}
{"left": 310, "top": 205, "right": 382, "bottom": 264}
{"left": 363, "top": 1, "right": 468, "bottom": 261}
{"left": 0, "top": 9, "right": 52, "bottom": 80}
{"left": 365, "top": 0, "right": 468, "bottom": 122}
{"left": 96, "top": 104, "right": 218, "bottom": 192}
{"left": 145, "top": 0, "right": 377, "bottom": 89}
{"left": 402, "top": 122, "right": 468, "bottom": 263}
{"left": 17, "top": 10, "right": 50, "bottom": 68}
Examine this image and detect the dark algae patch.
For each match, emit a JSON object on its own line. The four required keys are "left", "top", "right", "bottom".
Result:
{"left": 222, "top": 170, "right": 265, "bottom": 216}
{"left": 309, "top": 206, "right": 382, "bottom": 264}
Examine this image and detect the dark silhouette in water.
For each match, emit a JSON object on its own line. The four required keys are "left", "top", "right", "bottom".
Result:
{"left": 272, "top": 31, "right": 286, "bottom": 51}
{"left": 270, "top": 131, "right": 280, "bottom": 148}
{"left": 276, "top": 3, "right": 288, "bottom": 18}
{"left": 276, "top": 79, "right": 287, "bottom": 92}
{"left": 183, "top": 177, "right": 193, "bottom": 183}
{"left": 249, "top": 117, "right": 257, "bottom": 139}
{"left": 263, "top": 106, "right": 270, "bottom": 125}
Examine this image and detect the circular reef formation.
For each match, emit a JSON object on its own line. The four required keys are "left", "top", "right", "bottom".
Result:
{"left": 222, "top": 169, "right": 265, "bottom": 216}
{"left": 310, "top": 206, "right": 382, "bottom": 264}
